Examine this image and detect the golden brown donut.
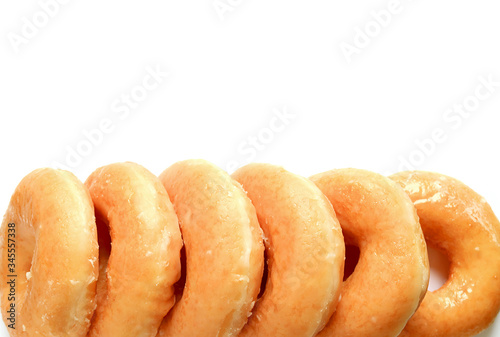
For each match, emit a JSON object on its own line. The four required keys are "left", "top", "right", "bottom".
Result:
{"left": 311, "top": 169, "right": 429, "bottom": 337}
{"left": 0, "top": 169, "right": 98, "bottom": 336}
{"left": 157, "top": 159, "right": 264, "bottom": 337}
{"left": 232, "top": 163, "right": 345, "bottom": 337}
{"left": 390, "top": 171, "right": 500, "bottom": 337}
{"left": 85, "top": 162, "right": 182, "bottom": 337}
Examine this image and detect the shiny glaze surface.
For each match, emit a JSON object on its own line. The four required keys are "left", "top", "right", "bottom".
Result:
{"left": 233, "top": 164, "right": 345, "bottom": 337}
{"left": 312, "top": 169, "right": 429, "bottom": 337}
{"left": 391, "top": 171, "right": 500, "bottom": 337}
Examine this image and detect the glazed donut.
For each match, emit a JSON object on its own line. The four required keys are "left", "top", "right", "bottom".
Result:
{"left": 0, "top": 168, "right": 98, "bottom": 336}
{"left": 390, "top": 171, "right": 500, "bottom": 337}
{"left": 2, "top": 161, "right": 500, "bottom": 337}
{"left": 85, "top": 162, "right": 183, "bottom": 337}
{"left": 232, "top": 164, "right": 345, "bottom": 337}
{"left": 310, "top": 169, "right": 429, "bottom": 337}
{"left": 157, "top": 159, "right": 264, "bottom": 337}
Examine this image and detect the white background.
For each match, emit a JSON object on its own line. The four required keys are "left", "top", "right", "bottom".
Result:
{"left": 1, "top": 0, "right": 499, "bottom": 336}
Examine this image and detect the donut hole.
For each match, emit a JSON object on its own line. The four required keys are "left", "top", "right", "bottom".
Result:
{"left": 427, "top": 244, "right": 451, "bottom": 291}
{"left": 17, "top": 217, "right": 36, "bottom": 294}
{"left": 174, "top": 245, "right": 187, "bottom": 299}
{"left": 258, "top": 250, "right": 269, "bottom": 299}
{"left": 88, "top": 212, "right": 113, "bottom": 319}
{"left": 96, "top": 214, "right": 111, "bottom": 263}
{"left": 343, "top": 244, "right": 360, "bottom": 281}
{"left": 94, "top": 214, "right": 111, "bottom": 298}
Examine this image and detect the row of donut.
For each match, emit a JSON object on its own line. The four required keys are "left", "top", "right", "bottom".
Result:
{"left": 1, "top": 160, "right": 499, "bottom": 337}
